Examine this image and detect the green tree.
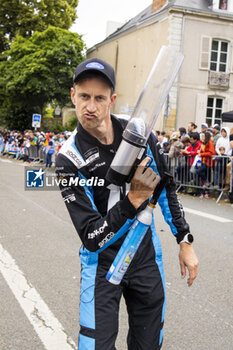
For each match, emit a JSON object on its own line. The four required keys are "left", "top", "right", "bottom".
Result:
{"left": 0, "top": 0, "right": 78, "bottom": 53}
{"left": 67, "top": 114, "right": 78, "bottom": 130}
{"left": 0, "top": 26, "right": 84, "bottom": 130}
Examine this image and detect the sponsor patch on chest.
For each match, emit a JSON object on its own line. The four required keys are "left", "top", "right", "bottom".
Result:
{"left": 84, "top": 147, "right": 100, "bottom": 165}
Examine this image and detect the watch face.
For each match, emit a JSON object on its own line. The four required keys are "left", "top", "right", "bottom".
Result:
{"left": 187, "top": 234, "right": 194, "bottom": 243}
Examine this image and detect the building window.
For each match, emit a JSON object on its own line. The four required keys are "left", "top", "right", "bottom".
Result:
{"left": 219, "top": 0, "right": 227, "bottom": 10}
{"left": 206, "top": 97, "right": 223, "bottom": 126}
{"left": 210, "top": 39, "right": 228, "bottom": 72}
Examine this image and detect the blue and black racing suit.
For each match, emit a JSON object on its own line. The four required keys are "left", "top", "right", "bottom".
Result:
{"left": 55, "top": 114, "right": 190, "bottom": 350}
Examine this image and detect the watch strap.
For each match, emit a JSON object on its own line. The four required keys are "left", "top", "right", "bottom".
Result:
{"left": 179, "top": 233, "right": 194, "bottom": 244}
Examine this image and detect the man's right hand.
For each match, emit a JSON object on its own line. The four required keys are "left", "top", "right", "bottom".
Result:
{"left": 128, "top": 157, "right": 160, "bottom": 209}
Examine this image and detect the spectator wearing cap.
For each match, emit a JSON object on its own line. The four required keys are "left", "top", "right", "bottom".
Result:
{"left": 212, "top": 124, "right": 221, "bottom": 146}
{"left": 201, "top": 123, "right": 208, "bottom": 133}
{"left": 168, "top": 132, "right": 184, "bottom": 158}
{"left": 162, "top": 141, "right": 171, "bottom": 153}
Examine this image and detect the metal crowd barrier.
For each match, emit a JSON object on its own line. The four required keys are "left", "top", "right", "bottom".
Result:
{"left": 164, "top": 153, "right": 233, "bottom": 203}
{"left": 0, "top": 141, "right": 61, "bottom": 166}
{"left": 28, "top": 145, "right": 40, "bottom": 162}
{"left": 37, "top": 145, "right": 59, "bottom": 165}
{"left": 39, "top": 147, "right": 47, "bottom": 163}
{"left": 29, "top": 146, "right": 58, "bottom": 165}
{"left": 28, "top": 144, "right": 59, "bottom": 165}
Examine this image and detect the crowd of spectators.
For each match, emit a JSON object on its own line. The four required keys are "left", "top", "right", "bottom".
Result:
{"left": 155, "top": 122, "right": 233, "bottom": 200}
{"left": 0, "top": 128, "right": 72, "bottom": 167}
{"left": 1, "top": 121, "right": 233, "bottom": 201}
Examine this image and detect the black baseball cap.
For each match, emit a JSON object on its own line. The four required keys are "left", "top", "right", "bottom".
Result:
{"left": 73, "top": 57, "right": 115, "bottom": 90}
{"left": 201, "top": 123, "right": 208, "bottom": 129}
{"left": 213, "top": 124, "right": 220, "bottom": 131}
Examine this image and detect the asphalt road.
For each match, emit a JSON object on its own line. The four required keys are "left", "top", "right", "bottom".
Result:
{"left": 0, "top": 158, "right": 232, "bottom": 350}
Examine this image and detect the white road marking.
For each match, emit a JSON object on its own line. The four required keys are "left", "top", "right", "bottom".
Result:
{"left": 0, "top": 243, "right": 77, "bottom": 350}
{"left": 0, "top": 158, "right": 13, "bottom": 163}
{"left": 184, "top": 207, "right": 232, "bottom": 223}
{"left": 0, "top": 158, "right": 31, "bottom": 166}
{"left": 17, "top": 162, "right": 29, "bottom": 166}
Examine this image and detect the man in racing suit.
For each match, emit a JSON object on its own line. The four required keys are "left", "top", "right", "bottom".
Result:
{"left": 56, "top": 57, "right": 198, "bottom": 350}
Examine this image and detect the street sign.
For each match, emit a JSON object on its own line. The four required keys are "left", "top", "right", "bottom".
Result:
{"left": 32, "top": 114, "right": 41, "bottom": 128}
{"left": 55, "top": 106, "right": 61, "bottom": 116}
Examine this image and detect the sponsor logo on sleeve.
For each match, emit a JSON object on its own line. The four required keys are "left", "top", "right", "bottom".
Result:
{"left": 63, "top": 193, "right": 76, "bottom": 204}
{"left": 98, "top": 232, "right": 115, "bottom": 248}
{"left": 88, "top": 221, "right": 108, "bottom": 239}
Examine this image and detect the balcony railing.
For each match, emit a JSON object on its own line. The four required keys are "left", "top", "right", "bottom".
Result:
{"left": 208, "top": 71, "right": 230, "bottom": 89}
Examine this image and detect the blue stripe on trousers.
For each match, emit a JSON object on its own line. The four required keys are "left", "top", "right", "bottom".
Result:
{"left": 79, "top": 334, "right": 95, "bottom": 350}
{"left": 150, "top": 218, "right": 166, "bottom": 345}
{"left": 79, "top": 247, "right": 98, "bottom": 349}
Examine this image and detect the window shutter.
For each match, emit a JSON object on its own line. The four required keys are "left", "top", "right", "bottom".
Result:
{"left": 195, "top": 93, "right": 207, "bottom": 129}
{"left": 231, "top": 44, "right": 233, "bottom": 73}
{"left": 199, "top": 36, "right": 211, "bottom": 70}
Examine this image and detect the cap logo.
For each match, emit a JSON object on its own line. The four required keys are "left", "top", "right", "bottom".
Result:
{"left": 86, "top": 62, "right": 104, "bottom": 70}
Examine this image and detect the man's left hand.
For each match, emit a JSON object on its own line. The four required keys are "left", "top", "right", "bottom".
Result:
{"left": 179, "top": 243, "right": 199, "bottom": 287}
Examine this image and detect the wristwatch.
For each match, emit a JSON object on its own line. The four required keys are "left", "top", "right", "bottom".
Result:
{"left": 179, "top": 233, "right": 194, "bottom": 244}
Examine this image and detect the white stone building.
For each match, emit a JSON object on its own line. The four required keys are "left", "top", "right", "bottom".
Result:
{"left": 87, "top": 0, "right": 233, "bottom": 131}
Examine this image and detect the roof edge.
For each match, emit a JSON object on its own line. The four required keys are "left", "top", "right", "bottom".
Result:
{"left": 87, "top": 2, "right": 233, "bottom": 54}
